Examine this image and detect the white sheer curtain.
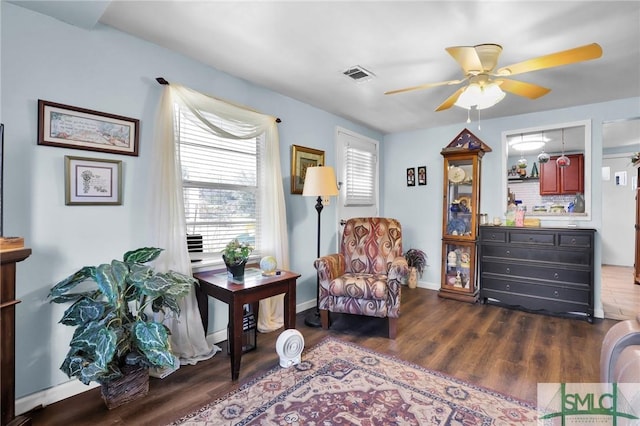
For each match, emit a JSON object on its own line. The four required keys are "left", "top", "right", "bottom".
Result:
{"left": 150, "top": 83, "right": 289, "bottom": 366}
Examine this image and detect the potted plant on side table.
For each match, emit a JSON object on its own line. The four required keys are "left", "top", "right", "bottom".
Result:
{"left": 48, "top": 247, "right": 194, "bottom": 409}
{"left": 403, "top": 248, "right": 428, "bottom": 289}
{"left": 222, "top": 238, "right": 254, "bottom": 280}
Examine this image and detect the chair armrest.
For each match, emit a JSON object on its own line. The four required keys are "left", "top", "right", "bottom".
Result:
{"left": 386, "top": 256, "right": 409, "bottom": 318}
{"left": 601, "top": 315, "right": 640, "bottom": 383}
{"left": 314, "top": 254, "right": 345, "bottom": 286}
{"left": 389, "top": 256, "right": 409, "bottom": 284}
{"left": 314, "top": 254, "right": 345, "bottom": 311}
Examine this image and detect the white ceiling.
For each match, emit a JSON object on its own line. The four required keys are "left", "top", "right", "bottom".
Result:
{"left": 11, "top": 1, "right": 640, "bottom": 136}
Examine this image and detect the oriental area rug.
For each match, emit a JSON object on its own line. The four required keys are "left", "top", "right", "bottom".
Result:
{"left": 171, "top": 337, "right": 537, "bottom": 425}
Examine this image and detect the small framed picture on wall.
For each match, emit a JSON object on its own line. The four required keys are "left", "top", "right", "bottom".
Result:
{"left": 418, "top": 166, "right": 427, "bottom": 186}
{"left": 406, "top": 167, "right": 415, "bottom": 187}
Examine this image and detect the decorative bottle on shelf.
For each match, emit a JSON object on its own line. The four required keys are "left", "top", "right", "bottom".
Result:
{"left": 515, "top": 206, "right": 525, "bottom": 227}
{"left": 573, "top": 192, "right": 585, "bottom": 213}
{"left": 530, "top": 162, "right": 539, "bottom": 178}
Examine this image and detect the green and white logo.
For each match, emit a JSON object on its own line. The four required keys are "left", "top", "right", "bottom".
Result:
{"left": 538, "top": 383, "right": 640, "bottom": 425}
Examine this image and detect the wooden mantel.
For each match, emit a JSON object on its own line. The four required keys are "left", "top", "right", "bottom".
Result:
{"left": 1, "top": 247, "right": 32, "bottom": 426}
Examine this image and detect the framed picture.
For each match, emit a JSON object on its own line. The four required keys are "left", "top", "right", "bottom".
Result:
{"left": 418, "top": 166, "right": 427, "bottom": 186}
{"left": 406, "top": 167, "right": 415, "bottom": 187}
{"left": 291, "top": 144, "right": 325, "bottom": 194}
{"left": 65, "top": 156, "right": 122, "bottom": 205}
{"left": 39, "top": 100, "right": 140, "bottom": 156}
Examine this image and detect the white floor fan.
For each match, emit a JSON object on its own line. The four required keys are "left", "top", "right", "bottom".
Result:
{"left": 276, "top": 329, "right": 304, "bottom": 368}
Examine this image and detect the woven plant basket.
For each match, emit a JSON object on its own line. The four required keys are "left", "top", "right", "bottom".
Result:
{"left": 101, "top": 365, "right": 149, "bottom": 409}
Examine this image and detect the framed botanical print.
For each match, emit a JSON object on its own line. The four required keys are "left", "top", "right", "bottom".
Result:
{"left": 291, "top": 145, "right": 325, "bottom": 194}
{"left": 65, "top": 156, "right": 123, "bottom": 205}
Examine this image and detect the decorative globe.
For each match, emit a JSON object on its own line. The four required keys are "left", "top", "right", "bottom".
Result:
{"left": 260, "top": 256, "right": 277, "bottom": 275}
{"left": 517, "top": 157, "right": 528, "bottom": 168}
{"left": 537, "top": 151, "right": 550, "bottom": 164}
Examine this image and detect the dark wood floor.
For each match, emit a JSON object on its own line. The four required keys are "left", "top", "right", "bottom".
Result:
{"left": 25, "top": 288, "right": 618, "bottom": 425}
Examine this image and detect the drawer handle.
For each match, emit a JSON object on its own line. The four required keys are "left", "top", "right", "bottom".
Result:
{"left": 571, "top": 238, "right": 576, "bottom": 245}
{"left": 506, "top": 250, "right": 511, "bottom": 256}
{"left": 506, "top": 268, "right": 511, "bottom": 274}
{"left": 491, "top": 234, "right": 496, "bottom": 240}
{"left": 529, "top": 237, "right": 533, "bottom": 241}
{"left": 554, "top": 273, "right": 559, "bottom": 279}
{"left": 505, "top": 284, "right": 510, "bottom": 291}
{"left": 554, "top": 290, "right": 559, "bottom": 297}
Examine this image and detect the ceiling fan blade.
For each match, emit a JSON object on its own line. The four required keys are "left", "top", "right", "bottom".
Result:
{"left": 495, "top": 43, "right": 603, "bottom": 76}
{"left": 384, "top": 79, "right": 464, "bottom": 95}
{"left": 435, "top": 87, "right": 466, "bottom": 111}
{"left": 497, "top": 78, "right": 551, "bottom": 99}
{"left": 446, "top": 46, "right": 484, "bottom": 75}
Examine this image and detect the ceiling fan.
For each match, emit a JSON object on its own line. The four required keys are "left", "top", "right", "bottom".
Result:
{"left": 385, "top": 43, "right": 603, "bottom": 111}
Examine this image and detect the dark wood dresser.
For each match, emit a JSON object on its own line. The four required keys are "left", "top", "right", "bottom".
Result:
{"left": 1, "top": 247, "right": 32, "bottom": 425}
{"left": 478, "top": 226, "right": 595, "bottom": 322}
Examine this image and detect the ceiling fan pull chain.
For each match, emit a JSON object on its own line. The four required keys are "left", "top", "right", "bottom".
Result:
{"left": 466, "top": 108, "right": 471, "bottom": 123}
{"left": 477, "top": 108, "right": 482, "bottom": 130}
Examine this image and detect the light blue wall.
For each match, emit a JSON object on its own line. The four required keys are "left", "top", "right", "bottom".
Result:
{"left": 1, "top": 3, "right": 381, "bottom": 399}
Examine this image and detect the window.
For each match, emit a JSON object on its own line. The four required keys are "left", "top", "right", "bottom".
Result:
{"left": 344, "top": 139, "right": 376, "bottom": 206}
{"left": 176, "top": 105, "right": 261, "bottom": 260}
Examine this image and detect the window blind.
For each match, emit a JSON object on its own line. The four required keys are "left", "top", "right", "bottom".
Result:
{"left": 344, "top": 140, "right": 376, "bottom": 206}
{"left": 177, "top": 106, "right": 261, "bottom": 257}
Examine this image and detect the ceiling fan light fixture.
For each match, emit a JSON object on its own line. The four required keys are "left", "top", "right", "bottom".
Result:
{"left": 454, "top": 82, "right": 505, "bottom": 110}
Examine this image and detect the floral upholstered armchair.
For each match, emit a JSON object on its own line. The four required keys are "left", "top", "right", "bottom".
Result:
{"left": 313, "top": 217, "right": 409, "bottom": 339}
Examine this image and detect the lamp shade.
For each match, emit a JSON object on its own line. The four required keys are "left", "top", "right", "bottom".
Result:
{"left": 302, "top": 166, "right": 339, "bottom": 197}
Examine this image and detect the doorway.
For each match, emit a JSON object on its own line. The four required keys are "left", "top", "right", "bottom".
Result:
{"left": 601, "top": 118, "right": 640, "bottom": 320}
{"left": 601, "top": 154, "right": 635, "bottom": 266}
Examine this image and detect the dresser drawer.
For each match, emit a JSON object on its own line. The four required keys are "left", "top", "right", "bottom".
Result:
{"left": 508, "top": 231, "right": 556, "bottom": 246}
{"left": 480, "top": 245, "right": 591, "bottom": 266}
{"left": 480, "top": 261, "right": 591, "bottom": 287}
{"left": 479, "top": 229, "right": 507, "bottom": 243}
{"left": 558, "top": 233, "right": 593, "bottom": 248}
{"left": 480, "top": 276, "right": 590, "bottom": 304}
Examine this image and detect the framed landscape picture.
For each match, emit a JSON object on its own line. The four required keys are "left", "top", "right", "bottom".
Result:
{"left": 39, "top": 100, "right": 139, "bottom": 156}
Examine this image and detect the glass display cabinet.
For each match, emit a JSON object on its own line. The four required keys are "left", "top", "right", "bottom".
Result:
{"left": 440, "top": 129, "right": 491, "bottom": 302}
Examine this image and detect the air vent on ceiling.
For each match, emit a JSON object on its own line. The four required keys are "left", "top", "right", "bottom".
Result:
{"left": 343, "top": 65, "right": 375, "bottom": 83}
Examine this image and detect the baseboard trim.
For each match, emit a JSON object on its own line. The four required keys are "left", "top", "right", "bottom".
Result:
{"left": 16, "top": 300, "right": 316, "bottom": 415}
{"left": 417, "top": 281, "right": 440, "bottom": 291}
{"left": 17, "top": 380, "right": 100, "bottom": 416}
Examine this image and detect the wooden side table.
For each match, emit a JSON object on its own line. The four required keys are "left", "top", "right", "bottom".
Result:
{"left": 1, "top": 247, "right": 32, "bottom": 426}
{"left": 194, "top": 268, "right": 300, "bottom": 380}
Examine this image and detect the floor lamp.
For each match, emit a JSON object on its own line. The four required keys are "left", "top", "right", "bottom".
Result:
{"left": 302, "top": 166, "right": 339, "bottom": 327}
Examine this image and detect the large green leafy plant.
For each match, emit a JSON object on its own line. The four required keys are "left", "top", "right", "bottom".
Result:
{"left": 48, "top": 247, "right": 194, "bottom": 385}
